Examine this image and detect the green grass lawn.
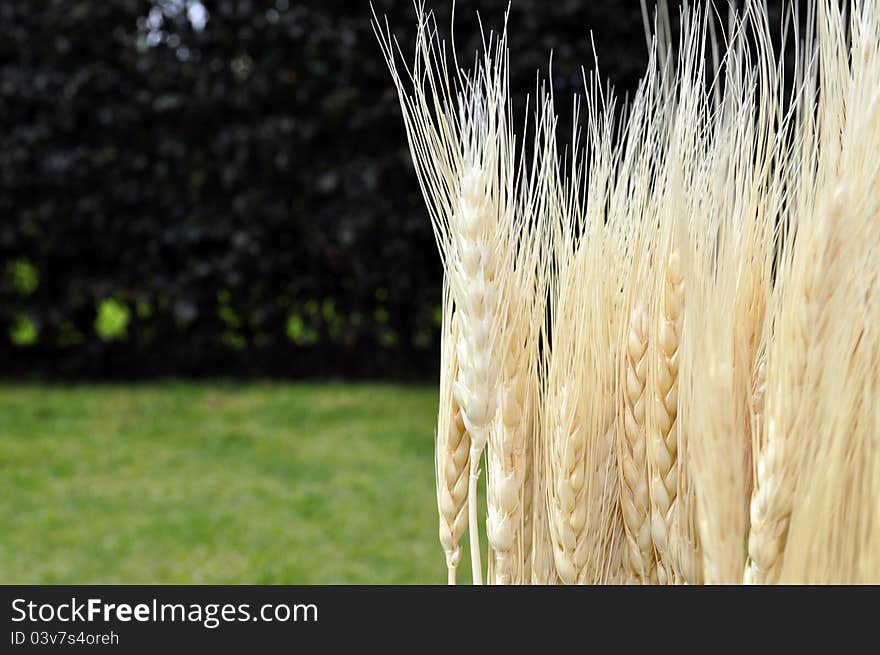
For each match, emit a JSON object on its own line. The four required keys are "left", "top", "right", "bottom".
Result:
{"left": 0, "top": 383, "right": 483, "bottom": 584}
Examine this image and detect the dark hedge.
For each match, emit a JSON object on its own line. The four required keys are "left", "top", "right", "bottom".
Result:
{"left": 0, "top": 0, "right": 713, "bottom": 379}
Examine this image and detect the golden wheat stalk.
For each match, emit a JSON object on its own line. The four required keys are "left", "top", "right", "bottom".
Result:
{"left": 544, "top": 266, "right": 592, "bottom": 584}
{"left": 436, "top": 280, "right": 470, "bottom": 584}
{"left": 541, "top": 81, "right": 625, "bottom": 584}
{"left": 643, "top": 5, "right": 719, "bottom": 583}
{"left": 487, "top": 291, "right": 532, "bottom": 584}
{"left": 529, "top": 324, "right": 555, "bottom": 584}
{"left": 374, "top": 7, "right": 519, "bottom": 584}
{"left": 647, "top": 245, "right": 683, "bottom": 584}
{"left": 745, "top": 188, "right": 846, "bottom": 583}
{"left": 486, "top": 119, "right": 553, "bottom": 583}
{"left": 777, "top": 2, "right": 880, "bottom": 582}
{"left": 618, "top": 302, "right": 656, "bottom": 583}
{"left": 744, "top": 0, "right": 859, "bottom": 582}
{"left": 684, "top": 223, "right": 749, "bottom": 584}
{"left": 529, "top": 356, "right": 557, "bottom": 584}
{"left": 779, "top": 187, "right": 880, "bottom": 583}
{"left": 382, "top": 0, "right": 880, "bottom": 586}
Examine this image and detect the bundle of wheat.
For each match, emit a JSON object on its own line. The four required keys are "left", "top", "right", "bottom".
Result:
{"left": 377, "top": 0, "right": 880, "bottom": 585}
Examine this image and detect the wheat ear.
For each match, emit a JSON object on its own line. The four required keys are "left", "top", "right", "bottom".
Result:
{"left": 453, "top": 160, "right": 504, "bottom": 586}
{"left": 743, "top": 25, "right": 849, "bottom": 575}
{"left": 618, "top": 302, "right": 656, "bottom": 583}
{"left": 529, "top": 360, "right": 557, "bottom": 584}
{"left": 545, "top": 339, "right": 588, "bottom": 586}
{"left": 779, "top": 278, "right": 875, "bottom": 582}
{"left": 488, "top": 270, "right": 547, "bottom": 583}
{"left": 486, "top": 141, "right": 550, "bottom": 583}
{"left": 685, "top": 222, "right": 751, "bottom": 583}
{"left": 592, "top": 392, "right": 621, "bottom": 584}
{"left": 529, "top": 424, "right": 557, "bottom": 584}
{"left": 543, "top": 195, "right": 589, "bottom": 584}
{"left": 528, "top": 323, "right": 555, "bottom": 584}
{"left": 745, "top": 185, "right": 846, "bottom": 583}
{"left": 648, "top": 246, "right": 683, "bottom": 583}
{"left": 436, "top": 281, "right": 470, "bottom": 584}
{"left": 545, "top": 238, "right": 620, "bottom": 584}
{"left": 777, "top": 0, "right": 880, "bottom": 578}
{"left": 779, "top": 185, "right": 880, "bottom": 583}
{"left": 374, "top": 8, "right": 514, "bottom": 584}
{"left": 486, "top": 290, "right": 531, "bottom": 583}
{"left": 689, "top": 338, "right": 748, "bottom": 583}
{"left": 667, "top": 247, "right": 701, "bottom": 585}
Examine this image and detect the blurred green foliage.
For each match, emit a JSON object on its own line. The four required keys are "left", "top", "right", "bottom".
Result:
{"left": 8, "top": 259, "right": 38, "bottom": 296}
{"left": 95, "top": 298, "right": 132, "bottom": 341}
{"left": 9, "top": 315, "right": 37, "bottom": 346}
{"left": 1, "top": 1, "right": 791, "bottom": 379}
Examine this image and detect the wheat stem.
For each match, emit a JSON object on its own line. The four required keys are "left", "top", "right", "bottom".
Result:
{"left": 468, "top": 452, "right": 483, "bottom": 584}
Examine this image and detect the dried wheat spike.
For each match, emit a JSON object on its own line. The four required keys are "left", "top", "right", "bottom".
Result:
{"left": 487, "top": 299, "right": 532, "bottom": 584}
{"left": 746, "top": 184, "right": 845, "bottom": 584}
{"left": 584, "top": 395, "right": 622, "bottom": 584}
{"left": 530, "top": 402, "right": 557, "bottom": 584}
{"left": 547, "top": 383, "right": 588, "bottom": 584}
{"left": 649, "top": 247, "right": 683, "bottom": 584}
{"left": 619, "top": 302, "right": 656, "bottom": 583}
{"left": 437, "top": 302, "right": 471, "bottom": 584}
{"left": 438, "top": 400, "right": 470, "bottom": 583}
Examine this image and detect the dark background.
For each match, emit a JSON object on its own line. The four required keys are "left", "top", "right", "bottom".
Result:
{"left": 0, "top": 0, "right": 789, "bottom": 380}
